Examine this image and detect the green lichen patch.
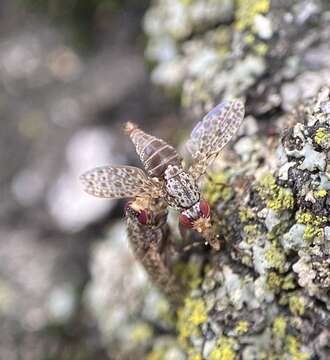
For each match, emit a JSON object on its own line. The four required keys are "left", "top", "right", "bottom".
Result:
{"left": 203, "top": 172, "right": 233, "bottom": 206}
{"left": 242, "top": 224, "right": 261, "bottom": 244}
{"left": 235, "top": 0, "right": 271, "bottom": 55}
{"left": 289, "top": 296, "right": 305, "bottom": 316}
{"left": 285, "top": 336, "right": 310, "bottom": 360}
{"left": 130, "top": 322, "right": 153, "bottom": 344}
{"left": 272, "top": 316, "right": 287, "bottom": 338}
{"left": 295, "top": 211, "right": 327, "bottom": 243}
{"left": 174, "top": 261, "right": 203, "bottom": 293}
{"left": 257, "top": 173, "right": 294, "bottom": 213}
{"left": 239, "top": 207, "right": 256, "bottom": 223}
{"left": 265, "top": 243, "right": 286, "bottom": 272}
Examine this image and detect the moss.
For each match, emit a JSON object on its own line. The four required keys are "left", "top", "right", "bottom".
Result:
{"left": 314, "top": 127, "right": 330, "bottom": 148}
{"left": 314, "top": 189, "right": 327, "bottom": 198}
{"left": 257, "top": 173, "right": 294, "bottom": 213}
{"left": 203, "top": 172, "right": 233, "bottom": 205}
{"left": 234, "top": 320, "right": 249, "bottom": 334}
{"left": 209, "top": 337, "right": 237, "bottom": 360}
{"left": 289, "top": 296, "right": 305, "bottom": 316}
{"left": 272, "top": 316, "right": 287, "bottom": 338}
{"left": 286, "top": 336, "right": 310, "bottom": 360}
{"left": 265, "top": 244, "right": 286, "bottom": 272}
{"left": 131, "top": 322, "right": 153, "bottom": 344}
{"left": 177, "top": 298, "right": 208, "bottom": 349}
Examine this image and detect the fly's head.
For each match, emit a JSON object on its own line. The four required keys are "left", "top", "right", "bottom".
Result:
{"left": 124, "top": 197, "right": 153, "bottom": 226}
{"left": 178, "top": 199, "right": 211, "bottom": 234}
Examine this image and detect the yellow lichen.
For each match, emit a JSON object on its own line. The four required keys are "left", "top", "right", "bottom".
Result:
{"left": 266, "top": 271, "right": 283, "bottom": 292}
{"left": 314, "top": 189, "right": 327, "bottom": 198}
{"left": 257, "top": 173, "right": 294, "bottom": 213}
{"left": 254, "top": 42, "right": 268, "bottom": 56}
{"left": 286, "top": 336, "right": 310, "bottom": 360}
{"left": 236, "top": 0, "right": 270, "bottom": 32}
{"left": 203, "top": 172, "right": 233, "bottom": 205}
{"left": 272, "top": 316, "right": 287, "bottom": 338}
{"left": 239, "top": 207, "right": 255, "bottom": 223}
{"left": 295, "top": 211, "right": 327, "bottom": 242}
{"left": 209, "top": 337, "right": 237, "bottom": 360}
{"left": 289, "top": 296, "right": 305, "bottom": 316}
{"left": 314, "top": 127, "right": 330, "bottom": 148}
{"left": 174, "top": 261, "right": 202, "bottom": 292}
{"left": 177, "top": 298, "right": 208, "bottom": 349}
{"left": 243, "top": 224, "right": 261, "bottom": 244}
{"left": 130, "top": 322, "right": 153, "bottom": 344}
{"left": 265, "top": 244, "right": 286, "bottom": 272}
{"left": 234, "top": 320, "right": 249, "bottom": 334}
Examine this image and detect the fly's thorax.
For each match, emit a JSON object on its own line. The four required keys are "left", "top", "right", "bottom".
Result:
{"left": 164, "top": 165, "right": 200, "bottom": 210}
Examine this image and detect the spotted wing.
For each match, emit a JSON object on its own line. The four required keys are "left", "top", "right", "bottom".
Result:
{"left": 186, "top": 99, "right": 245, "bottom": 179}
{"left": 79, "top": 166, "right": 163, "bottom": 199}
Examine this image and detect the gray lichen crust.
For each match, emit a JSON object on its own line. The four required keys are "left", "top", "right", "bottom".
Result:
{"left": 144, "top": 0, "right": 330, "bottom": 115}
{"left": 170, "top": 88, "right": 330, "bottom": 360}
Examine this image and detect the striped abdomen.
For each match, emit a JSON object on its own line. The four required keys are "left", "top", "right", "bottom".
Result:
{"left": 125, "top": 122, "right": 182, "bottom": 178}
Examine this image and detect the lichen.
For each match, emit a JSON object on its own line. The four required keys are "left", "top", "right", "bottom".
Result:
{"left": 295, "top": 211, "right": 327, "bottom": 243}
{"left": 177, "top": 297, "right": 208, "bottom": 349}
{"left": 314, "top": 189, "right": 327, "bottom": 198}
{"left": 289, "top": 296, "right": 305, "bottom": 316}
{"left": 272, "top": 316, "right": 287, "bottom": 338}
{"left": 257, "top": 173, "right": 294, "bottom": 213}
{"left": 131, "top": 322, "right": 153, "bottom": 344}
{"left": 265, "top": 244, "right": 286, "bottom": 272}
{"left": 209, "top": 337, "right": 237, "bottom": 360}
{"left": 286, "top": 336, "right": 310, "bottom": 360}
{"left": 234, "top": 320, "right": 249, "bottom": 334}
{"left": 203, "top": 172, "right": 233, "bottom": 205}
{"left": 314, "top": 127, "right": 330, "bottom": 148}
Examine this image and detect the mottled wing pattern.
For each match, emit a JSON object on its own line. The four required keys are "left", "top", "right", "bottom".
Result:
{"left": 79, "top": 165, "right": 163, "bottom": 199}
{"left": 186, "top": 99, "right": 245, "bottom": 179}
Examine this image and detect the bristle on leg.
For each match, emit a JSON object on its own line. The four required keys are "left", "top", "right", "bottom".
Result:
{"left": 192, "top": 217, "right": 220, "bottom": 250}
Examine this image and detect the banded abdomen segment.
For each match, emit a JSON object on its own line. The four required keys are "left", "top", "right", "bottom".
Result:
{"left": 125, "top": 122, "right": 182, "bottom": 178}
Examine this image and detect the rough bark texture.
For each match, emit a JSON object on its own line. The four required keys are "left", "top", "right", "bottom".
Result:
{"left": 86, "top": 1, "right": 330, "bottom": 359}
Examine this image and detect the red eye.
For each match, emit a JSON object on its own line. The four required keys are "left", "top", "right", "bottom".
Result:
{"left": 199, "top": 200, "right": 210, "bottom": 218}
{"left": 138, "top": 209, "right": 149, "bottom": 225}
{"left": 179, "top": 214, "right": 193, "bottom": 228}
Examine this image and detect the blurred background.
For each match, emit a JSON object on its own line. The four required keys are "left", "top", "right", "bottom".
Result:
{"left": 0, "top": 1, "right": 180, "bottom": 359}
{"left": 1, "top": 0, "right": 330, "bottom": 359}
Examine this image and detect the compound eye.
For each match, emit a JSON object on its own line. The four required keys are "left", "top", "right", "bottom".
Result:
{"left": 179, "top": 214, "right": 193, "bottom": 228}
{"left": 138, "top": 209, "right": 149, "bottom": 225}
{"left": 199, "top": 200, "right": 210, "bottom": 218}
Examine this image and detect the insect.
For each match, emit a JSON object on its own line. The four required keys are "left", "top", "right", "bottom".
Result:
{"left": 126, "top": 197, "right": 182, "bottom": 304}
{"left": 80, "top": 99, "right": 245, "bottom": 247}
